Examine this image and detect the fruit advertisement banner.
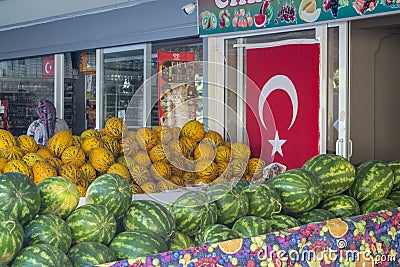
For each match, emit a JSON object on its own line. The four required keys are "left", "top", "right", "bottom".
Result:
{"left": 246, "top": 42, "right": 320, "bottom": 169}
{"left": 157, "top": 51, "right": 196, "bottom": 128}
{"left": 198, "top": 0, "right": 400, "bottom": 35}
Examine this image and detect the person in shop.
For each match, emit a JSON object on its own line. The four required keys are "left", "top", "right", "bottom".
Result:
{"left": 27, "top": 99, "right": 69, "bottom": 145}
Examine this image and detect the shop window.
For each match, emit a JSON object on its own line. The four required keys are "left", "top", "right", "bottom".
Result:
{"left": 0, "top": 55, "right": 55, "bottom": 137}
{"left": 151, "top": 39, "right": 204, "bottom": 128}
{"left": 327, "top": 27, "right": 339, "bottom": 154}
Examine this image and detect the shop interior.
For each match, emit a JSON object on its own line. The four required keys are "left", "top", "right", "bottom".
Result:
{"left": 350, "top": 13, "right": 400, "bottom": 165}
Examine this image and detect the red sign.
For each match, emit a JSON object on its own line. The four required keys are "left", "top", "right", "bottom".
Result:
{"left": 246, "top": 43, "right": 320, "bottom": 169}
{"left": 157, "top": 51, "right": 196, "bottom": 127}
{"left": 42, "top": 57, "right": 54, "bottom": 78}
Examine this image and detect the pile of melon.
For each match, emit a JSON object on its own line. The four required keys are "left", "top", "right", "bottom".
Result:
{"left": 0, "top": 118, "right": 266, "bottom": 196}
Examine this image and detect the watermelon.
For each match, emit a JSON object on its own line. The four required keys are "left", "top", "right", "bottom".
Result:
{"left": 123, "top": 200, "right": 175, "bottom": 241}
{"left": 207, "top": 182, "right": 249, "bottom": 225}
{"left": 266, "top": 169, "right": 322, "bottom": 214}
{"left": 233, "top": 178, "right": 250, "bottom": 191}
{"left": 361, "top": 198, "right": 398, "bottom": 215}
{"left": 168, "top": 231, "right": 195, "bottom": 251}
{"left": 23, "top": 214, "right": 72, "bottom": 253}
{"left": 0, "top": 172, "right": 41, "bottom": 226}
{"left": 11, "top": 243, "right": 72, "bottom": 267}
{"left": 0, "top": 211, "right": 24, "bottom": 264}
{"left": 85, "top": 173, "right": 132, "bottom": 218}
{"left": 388, "top": 191, "right": 400, "bottom": 205}
{"left": 194, "top": 224, "right": 239, "bottom": 246}
{"left": 37, "top": 176, "right": 80, "bottom": 219}
{"left": 319, "top": 194, "right": 360, "bottom": 218}
{"left": 388, "top": 161, "right": 400, "bottom": 191}
{"left": 246, "top": 183, "right": 281, "bottom": 219}
{"left": 269, "top": 214, "right": 301, "bottom": 232}
{"left": 66, "top": 204, "right": 116, "bottom": 245}
{"left": 302, "top": 154, "right": 355, "bottom": 198}
{"left": 295, "top": 209, "right": 336, "bottom": 225}
{"left": 109, "top": 230, "right": 168, "bottom": 260}
{"left": 67, "top": 242, "right": 116, "bottom": 267}
{"left": 167, "top": 191, "right": 218, "bottom": 236}
{"left": 232, "top": 216, "right": 271, "bottom": 238}
{"left": 348, "top": 160, "right": 394, "bottom": 203}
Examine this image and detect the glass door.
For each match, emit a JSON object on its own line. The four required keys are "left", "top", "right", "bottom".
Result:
{"left": 98, "top": 44, "right": 150, "bottom": 130}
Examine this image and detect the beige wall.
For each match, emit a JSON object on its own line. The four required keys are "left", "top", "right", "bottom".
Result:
{"left": 350, "top": 15, "right": 400, "bottom": 164}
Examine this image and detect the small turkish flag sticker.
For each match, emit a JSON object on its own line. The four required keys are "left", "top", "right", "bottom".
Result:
{"left": 42, "top": 57, "right": 54, "bottom": 78}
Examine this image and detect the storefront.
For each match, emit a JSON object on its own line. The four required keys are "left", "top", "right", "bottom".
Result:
{"left": 198, "top": 0, "right": 400, "bottom": 166}
{"left": 0, "top": 0, "right": 204, "bottom": 135}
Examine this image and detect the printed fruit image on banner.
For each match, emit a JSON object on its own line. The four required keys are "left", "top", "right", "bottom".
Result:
{"left": 246, "top": 42, "right": 320, "bottom": 169}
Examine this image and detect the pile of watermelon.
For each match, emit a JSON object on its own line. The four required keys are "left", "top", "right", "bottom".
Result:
{"left": 1, "top": 154, "right": 400, "bottom": 266}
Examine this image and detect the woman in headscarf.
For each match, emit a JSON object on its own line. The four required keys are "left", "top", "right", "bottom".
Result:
{"left": 27, "top": 99, "right": 69, "bottom": 145}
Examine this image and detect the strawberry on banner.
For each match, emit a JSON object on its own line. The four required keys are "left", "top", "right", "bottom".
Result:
{"left": 246, "top": 42, "right": 320, "bottom": 169}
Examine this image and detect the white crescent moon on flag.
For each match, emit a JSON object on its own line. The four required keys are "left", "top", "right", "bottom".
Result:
{"left": 45, "top": 62, "right": 51, "bottom": 73}
{"left": 258, "top": 74, "right": 298, "bottom": 130}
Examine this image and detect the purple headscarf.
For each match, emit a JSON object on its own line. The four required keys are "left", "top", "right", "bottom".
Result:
{"left": 37, "top": 99, "right": 57, "bottom": 139}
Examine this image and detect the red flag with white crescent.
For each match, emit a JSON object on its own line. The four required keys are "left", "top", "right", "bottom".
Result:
{"left": 246, "top": 43, "right": 320, "bottom": 169}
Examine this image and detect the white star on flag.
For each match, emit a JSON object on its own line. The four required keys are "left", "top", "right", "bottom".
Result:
{"left": 269, "top": 131, "right": 287, "bottom": 157}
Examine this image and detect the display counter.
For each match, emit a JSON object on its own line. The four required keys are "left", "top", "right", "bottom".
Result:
{"left": 93, "top": 208, "right": 400, "bottom": 267}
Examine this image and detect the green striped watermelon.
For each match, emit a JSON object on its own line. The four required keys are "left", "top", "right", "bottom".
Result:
{"left": 123, "top": 200, "right": 175, "bottom": 241}
{"left": 0, "top": 172, "right": 41, "bottom": 226}
{"left": 232, "top": 216, "right": 270, "bottom": 238}
{"left": 109, "top": 230, "right": 168, "bottom": 260}
{"left": 269, "top": 214, "right": 301, "bottom": 232}
{"left": 302, "top": 154, "right": 355, "bottom": 198}
{"left": 23, "top": 214, "right": 72, "bottom": 253}
{"left": 11, "top": 243, "right": 72, "bottom": 267}
{"left": 361, "top": 198, "right": 398, "bottom": 215}
{"left": 167, "top": 191, "right": 218, "bottom": 236}
{"left": 246, "top": 183, "right": 281, "bottom": 219}
{"left": 85, "top": 173, "right": 132, "bottom": 218}
{"left": 388, "top": 191, "right": 400, "bottom": 205}
{"left": 266, "top": 169, "right": 322, "bottom": 214}
{"left": 388, "top": 161, "right": 400, "bottom": 191}
{"left": 348, "top": 160, "right": 394, "bottom": 203}
{"left": 295, "top": 209, "right": 336, "bottom": 225}
{"left": 319, "top": 194, "right": 360, "bottom": 218}
{"left": 0, "top": 211, "right": 24, "bottom": 264}
{"left": 67, "top": 242, "right": 116, "bottom": 267}
{"left": 37, "top": 176, "right": 80, "bottom": 220}
{"left": 207, "top": 182, "right": 249, "bottom": 225}
{"left": 194, "top": 224, "right": 239, "bottom": 246}
{"left": 168, "top": 231, "right": 195, "bottom": 251}
{"left": 66, "top": 204, "right": 116, "bottom": 245}
{"left": 233, "top": 178, "right": 250, "bottom": 191}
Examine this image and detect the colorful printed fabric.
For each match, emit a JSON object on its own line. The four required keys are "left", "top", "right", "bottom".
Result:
{"left": 93, "top": 208, "right": 400, "bottom": 267}
{"left": 27, "top": 100, "right": 69, "bottom": 145}
{"left": 27, "top": 118, "right": 69, "bottom": 145}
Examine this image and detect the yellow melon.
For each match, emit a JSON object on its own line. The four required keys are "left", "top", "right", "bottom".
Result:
{"left": 22, "top": 153, "right": 45, "bottom": 168}
{"left": 17, "top": 135, "right": 38, "bottom": 153}
{"left": 61, "top": 146, "right": 86, "bottom": 167}
{"left": 4, "top": 159, "right": 32, "bottom": 178}
{"left": 46, "top": 129, "right": 73, "bottom": 158}
{"left": 36, "top": 148, "right": 54, "bottom": 159}
{"left": 180, "top": 120, "right": 205, "bottom": 143}
{"left": 32, "top": 161, "right": 57, "bottom": 184}
{"left": 107, "top": 163, "right": 131, "bottom": 181}
{"left": 135, "top": 127, "right": 158, "bottom": 151}
{"left": 89, "top": 147, "right": 115, "bottom": 173}
{"left": 80, "top": 163, "right": 97, "bottom": 184}
{"left": 81, "top": 136, "right": 104, "bottom": 156}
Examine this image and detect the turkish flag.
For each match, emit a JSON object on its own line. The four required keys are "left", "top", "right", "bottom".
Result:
{"left": 42, "top": 57, "right": 54, "bottom": 78}
{"left": 246, "top": 43, "right": 320, "bottom": 169}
